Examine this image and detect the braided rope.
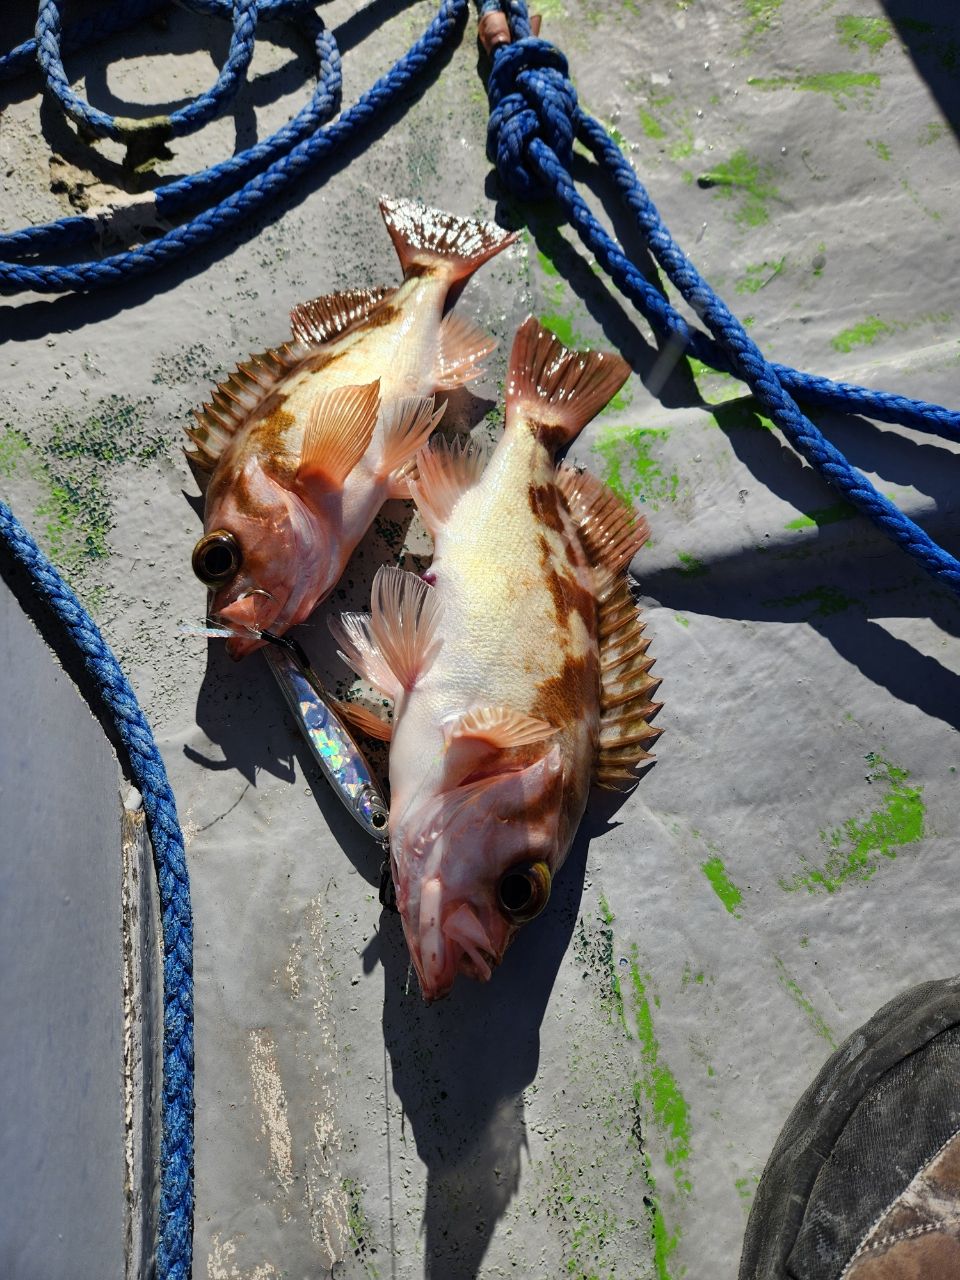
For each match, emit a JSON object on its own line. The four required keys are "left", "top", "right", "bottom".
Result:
{"left": 35, "top": 0, "right": 258, "bottom": 142}
{"left": 482, "top": 4, "right": 960, "bottom": 592}
{"left": 0, "top": 499, "right": 194, "bottom": 1279}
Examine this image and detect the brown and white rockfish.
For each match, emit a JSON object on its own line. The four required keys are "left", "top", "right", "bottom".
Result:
{"left": 186, "top": 196, "right": 517, "bottom": 659}
{"left": 331, "top": 317, "right": 663, "bottom": 1001}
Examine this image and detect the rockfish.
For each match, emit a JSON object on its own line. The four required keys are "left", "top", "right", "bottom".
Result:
{"left": 186, "top": 196, "right": 517, "bottom": 659}
{"left": 332, "top": 318, "right": 663, "bottom": 1001}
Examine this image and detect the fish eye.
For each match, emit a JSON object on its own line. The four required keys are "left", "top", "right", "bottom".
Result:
{"left": 497, "top": 860, "right": 552, "bottom": 923}
{"left": 192, "top": 530, "right": 242, "bottom": 586}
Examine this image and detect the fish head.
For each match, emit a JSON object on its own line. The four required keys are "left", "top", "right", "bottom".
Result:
{"left": 193, "top": 469, "right": 324, "bottom": 659}
{"left": 390, "top": 741, "right": 565, "bottom": 1002}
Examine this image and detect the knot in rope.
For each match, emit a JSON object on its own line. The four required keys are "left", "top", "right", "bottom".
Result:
{"left": 486, "top": 37, "right": 576, "bottom": 201}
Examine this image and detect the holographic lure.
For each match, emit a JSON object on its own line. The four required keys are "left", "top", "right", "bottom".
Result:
{"left": 261, "top": 633, "right": 389, "bottom": 842}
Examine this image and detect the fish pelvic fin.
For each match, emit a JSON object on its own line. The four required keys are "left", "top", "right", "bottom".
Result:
{"left": 378, "top": 395, "right": 447, "bottom": 486}
{"left": 379, "top": 195, "right": 518, "bottom": 282}
{"left": 329, "top": 565, "right": 441, "bottom": 698}
{"left": 329, "top": 697, "right": 393, "bottom": 742}
{"left": 594, "top": 578, "right": 663, "bottom": 791}
{"left": 555, "top": 463, "right": 650, "bottom": 600}
{"left": 506, "top": 316, "right": 631, "bottom": 451}
{"left": 297, "top": 380, "right": 381, "bottom": 497}
{"left": 434, "top": 312, "right": 497, "bottom": 389}
{"left": 443, "top": 706, "right": 559, "bottom": 751}
{"left": 408, "top": 435, "right": 489, "bottom": 537}
{"left": 185, "top": 341, "right": 301, "bottom": 473}
{"left": 290, "top": 286, "right": 396, "bottom": 346}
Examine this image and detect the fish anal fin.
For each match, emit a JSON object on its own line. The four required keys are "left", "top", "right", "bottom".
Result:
{"left": 290, "top": 287, "right": 395, "bottom": 346}
{"left": 556, "top": 463, "right": 649, "bottom": 597}
{"left": 379, "top": 195, "right": 518, "bottom": 282}
{"left": 408, "top": 436, "right": 488, "bottom": 536}
{"left": 444, "top": 706, "right": 558, "bottom": 751}
{"left": 434, "top": 313, "right": 497, "bottom": 389}
{"left": 377, "top": 396, "right": 446, "bottom": 484}
{"left": 330, "top": 697, "right": 393, "bottom": 742}
{"left": 369, "top": 565, "right": 442, "bottom": 692}
{"left": 593, "top": 579, "right": 663, "bottom": 789}
{"left": 297, "top": 380, "right": 381, "bottom": 497}
{"left": 506, "top": 316, "right": 631, "bottom": 450}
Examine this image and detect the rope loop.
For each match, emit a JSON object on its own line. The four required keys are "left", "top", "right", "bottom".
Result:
{"left": 486, "top": 37, "right": 576, "bottom": 201}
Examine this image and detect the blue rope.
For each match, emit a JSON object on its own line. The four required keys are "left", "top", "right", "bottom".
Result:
{"left": 482, "top": 1, "right": 960, "bottom": 594}
{"left": 0, "top": 500, "right": 194, "bottom": 1280}
{"left": 35, "top": 0, "right": 259, "bottom": 142}
{"left": 0, "top": 0, "right": 468, "bottom": 292}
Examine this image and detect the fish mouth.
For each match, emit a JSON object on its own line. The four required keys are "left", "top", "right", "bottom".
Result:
{"left": 409, "top": 898, "right": 501, "bottom": 1001}
{"left": 215, "top": 590, "right": 279, "bottom": 659}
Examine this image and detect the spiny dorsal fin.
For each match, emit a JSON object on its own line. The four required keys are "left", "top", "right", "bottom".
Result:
{"left": 377, "top": 395, "right": 447, "bottom": 484}
{"left": 329, "top": 697, "right": 393, "bottom": 742}
{"left": 184, "top": 341, "right": 302, "bottom": 472}
{"left": 297, "top": 380, "right": 381, "bottom": 497}
{"left": 556, "top": 463, "right": 649, "bottom": 600}
{"left": 408, "top": 435, "right": 488, "bottom": 536}
{"left": 434, "top": 312, "right": 497, "bottom": 389}
{"left": 379, "top": 195, "right": 518, "bottom": 281}
{"left": 443, "top": 706, "right": 559, "bottom": 751}
{"left": 329, "top": 565, "right": 441, "bottom": 697}
{"left": 506, "top": 316, "right": 631, "bottom": 450}
{"left": 593, "top": 578, "right": 663, "bottom": 791}
{"left": 290, "top": 286, "right": 395, "bottom": 346}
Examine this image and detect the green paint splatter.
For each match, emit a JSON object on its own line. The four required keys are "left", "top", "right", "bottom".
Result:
{"left": 745, "top": 0, "right": 782, "bottom": 38}
{"left": 867, "top": 138, "right": 891, "bottom": 161}
{"left": 700, "top": 857, "right": 743, "bottom": 917}
{"left": 677, "top": 552, "right": 708, "bottom": 577}
{"left": 782, "top": 754, "right": 925, "bottom": 894}
{"left": 836, "top": 15, "right": 894, "bottom": 56}
{"left": 748, "top": 71, "right": 880, "bottom": 110}
{"left": 764, "top": 586, "right": 856, "bottom": 617}
{"left": 593, "top": 426, "right": 678, "bottom": 509}
{"left": 639, "top": 109, "right": 666, "bottom": 139}
{"left": 774, "top": 957, "right": 837, "bottom": 1047}
{"left": 710, "top": 399, "right": 777, "bottom": 433}
{"left": 735, "top": 1174, "right": 760, "bottom": 1210}
{"left": 540, "top": 311, "right": 584, "bottom": 350}
{"left": 698, "top": 150, "right": 780, "bottom": 228}
{"left": 784, "top": 501, "right": 857, "bottom": 530}
{"left": 919, "top": 121, "right": 948, "bottom": 146}
{"left": 900, "top": 178, "right": 942, "bottom": 222}
{"left": 674, "top": 614, "right": 690, "bottom": 628}
{"left": 735, "top": 257, "right": 785, "bottom": 294}
{"left": 831, "top": 315, "right": 893, "bottom": 352}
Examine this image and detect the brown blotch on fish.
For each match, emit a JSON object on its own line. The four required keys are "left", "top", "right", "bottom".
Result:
{"left": 532, "top": 652, "right": 598, "bottom": 729}
{"left": 528, "top": 483, "right": 566, "bottom": 535}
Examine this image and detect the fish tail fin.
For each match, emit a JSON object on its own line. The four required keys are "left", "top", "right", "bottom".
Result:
{"left": 506, "top": 316, "right": 631, "bottom": 451}
{"left": 379, "top": 195, "right": 518, "bottom": 283}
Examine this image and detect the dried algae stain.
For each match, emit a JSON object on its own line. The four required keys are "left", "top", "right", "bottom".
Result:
{"left": 594, "top": 426, "right": 678, "bottom": 509}
{"left": 774, "top": 957, "right": 837, "bottom": 1048}
{"left": 700, "top": 856, "right": 744, "bottom": 917}
{"left": 781, "top": 754, "right": 925, "bottom": 894}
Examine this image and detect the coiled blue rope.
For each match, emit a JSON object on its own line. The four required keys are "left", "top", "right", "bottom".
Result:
{"left": 0, "top": 499, "right": 194, "bottom": 1280}
{"left": 0, "top": 0, "right": 469, "bottom": 291}
{"left": 482, "top": 0, "right": 960, "bottom": 593}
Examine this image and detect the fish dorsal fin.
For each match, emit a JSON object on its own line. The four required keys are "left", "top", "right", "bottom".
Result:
{"left": 297, "top": 380, "right": 381, "bottom": 497}
{"left": 506, "top": 316, "right": 631, "bottom": 451}
{"left": 377, "top": 395, "right": 447, "bottom": 484}
{"left": 184, "top": 342, "right": 301, "bottom": 474}
{"left": 555, "top": 463, "right": 649, "bottom": 600}
{"left": 443, "top": 706, "right": 559, "bottom": 750}
{"left": 379, "top": 195, "right": 518, "bottom": 281}
{"left": 593, "top": 578, "right": 663, "bottom": 791}
{"left": 290, "top": 287, "right": 395, "bottom": 346}
{"left": 329, "top": 565, "right": 441, "bottom": 697}
{"left": 329, "top": 697, "right": 393, "bottom": 742}
{"left": 434, "top": 312, "right": 497, "bottom": 389}
{"left": 408, "top": 436, "right": 488, "bottom": 536}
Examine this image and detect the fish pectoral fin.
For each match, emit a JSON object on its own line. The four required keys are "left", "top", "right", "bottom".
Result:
{"left": 371, "top": 564, "right": 442, "bottom": 691}
{"left": 434, "top": 313, "right": 497, "bottom": 389}
{"left": 297, "top": 380, "right": 381, "bottom": 497}
{"left": 290, "top": 287, "right": 396, "bottom": 346}
{"left": 328, "top": 612, "right": 401, "bottom": 702}
{"left": 407, "top": 436, "right": 488, "bottom": 536}
{"left": 379, "top": 195, "right": 518, "bottom": 282}
{"left": 443, "top": 706, "right": 559, "bottom": 751}
{"left": 506, "top": 316, "right": 631, "bottom": 450}
{"left": 556, "top": 463, "right": 650, "bottom": 599}
{"left": 377, "top": 395, "right": 446, "bottom": 483}
{"left": 329, "top": 697, "right": 393, "bottom": 742}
